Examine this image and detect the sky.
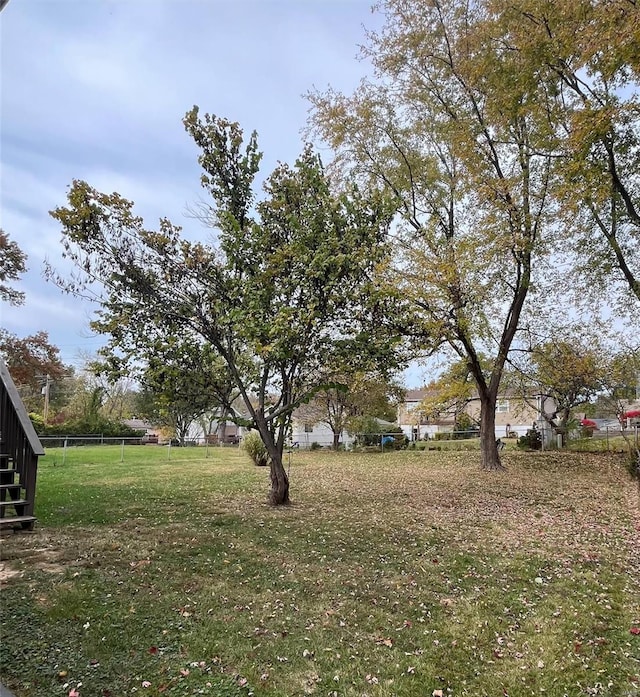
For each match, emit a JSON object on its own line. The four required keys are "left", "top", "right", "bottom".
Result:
{"left": 1, "top": 0, "right": 436, "bottom": 383}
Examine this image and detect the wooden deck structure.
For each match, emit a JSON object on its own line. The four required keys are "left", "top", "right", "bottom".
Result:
{"left": 0, "top": 358, "right": 44, "bottom": 530}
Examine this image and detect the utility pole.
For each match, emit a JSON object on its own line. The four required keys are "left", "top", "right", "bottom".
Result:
{"left": 42, "top": 374, "right": 51, "bottom": 425}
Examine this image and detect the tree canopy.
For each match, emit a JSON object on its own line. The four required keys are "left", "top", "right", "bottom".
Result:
{"left": 310, "top": 0, "right": 559, "bottom": 469}
{"left": 0, "top": 330, "right": 68, "bottom": 414}
{"left": 487, "top": 0, "right": 640, "bottom": 304}
{"left": 131, "top": 336, "right": 236, "bottom": 446}
{"left": 522, "top": 336, "right": 608, "bottom": 444}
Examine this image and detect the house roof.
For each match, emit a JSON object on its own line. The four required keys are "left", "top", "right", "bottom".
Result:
{"left": 404, "top": 388, "right": 429, "bottom": 402}
{"left": 403, "top": 386, "right": 546, "bottom": 404}
{"left": 123, "top": 418, "right": 155, "bottom": 431}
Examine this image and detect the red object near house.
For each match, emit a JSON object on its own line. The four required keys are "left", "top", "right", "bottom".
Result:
{"left": 622, "top": 409, "right": 640, "bottom": 420}
{"left": 580, "top": 419, "right": 598, "bottom": 429}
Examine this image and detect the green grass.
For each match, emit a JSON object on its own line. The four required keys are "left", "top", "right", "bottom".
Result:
{"left": 1, "top": 446, "right": 639, "bottom": 697}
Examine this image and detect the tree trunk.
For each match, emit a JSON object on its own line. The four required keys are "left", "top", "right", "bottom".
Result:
{"left": 332, "top": 430, "right": 340, "bottom": 450}
{"left": 479, "top": 393, "right": 505, "bottom": 471}
{"left": 268, "top": 452, "right": 290, "bottom": 505}
{"left": 217, "top": 418, "right": 227, "bottom": 444}
{"left": 254, "top": 416, "right": 291, "bottom": 506}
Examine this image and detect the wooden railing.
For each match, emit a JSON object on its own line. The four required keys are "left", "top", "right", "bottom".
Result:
{"left": 0, "top": 358, "right": 44, "bottom": 520}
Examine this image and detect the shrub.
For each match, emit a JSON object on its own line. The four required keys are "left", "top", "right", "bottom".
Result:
{"left": 454, "top": 414, "right": 480, "bottom": 440}
{"left": 310, "top": 441, "right": 321, "bottom": 451}
{"left": 349, "top": 416, "right": 404, "bottom": 447}
{"left": 241, "top": 431, "right": 269, "bottom": 467}
{"left": 28, "top": 412, "right": 45, "bottom": 432}
{"left": 30, "top": 414, "right": 141, "bottom": 439}
{"left": 517, "top": 428, "right": 542, "bottom": 451}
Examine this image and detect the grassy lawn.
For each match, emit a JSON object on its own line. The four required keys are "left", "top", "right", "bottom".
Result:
{"left": 1, "top": 446, "right": 639, "bottom": 697}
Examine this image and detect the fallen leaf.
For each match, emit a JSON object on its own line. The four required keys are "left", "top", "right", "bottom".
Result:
{"left": 630, "top": 626, "right": 640, "bottom": 635}
{"left": 376, "top": 637, "right": 393, "bottom": 647}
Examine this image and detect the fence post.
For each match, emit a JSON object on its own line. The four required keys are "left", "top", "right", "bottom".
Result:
{"left": 121, "top": 440, "right": 125, "bottom": 463}
{"left": 63, "top": 437, "right": 68, "bottom": 466}
{"left": 167, "top": 442, "right": 171, "bottom": 460}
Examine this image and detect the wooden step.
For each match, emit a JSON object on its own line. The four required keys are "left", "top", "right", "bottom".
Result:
{"left": 0, "top": 499, "right": 28, "bottom": 518}
{"left": 0, "top": 484, "right": 22, "bottom": 502}
{"left": 0, "top": 499, "right": 27, "bottom": 509}
{"left": 0, "top": 515, "right": 36, "bottom": 530}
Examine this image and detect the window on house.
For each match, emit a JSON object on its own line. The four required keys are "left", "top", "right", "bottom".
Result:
{"left": 304, "top": 423, "right": 314, "bottom": 433}
{"left": 496, "top": 400, "right": 510, "bottom": 413}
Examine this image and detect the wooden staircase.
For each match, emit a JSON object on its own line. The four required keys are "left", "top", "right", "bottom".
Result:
{"left": 0, "top": 450, "right": 34, "bottom": 529}
{"left": 0, "top": 359, "right": 43, "bottom": 531}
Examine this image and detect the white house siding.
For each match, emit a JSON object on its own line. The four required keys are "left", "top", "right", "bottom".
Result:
{"left": 291, "top": 421, "right": 354, "bottom": 449}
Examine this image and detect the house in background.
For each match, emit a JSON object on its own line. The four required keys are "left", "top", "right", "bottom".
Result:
{"left": 122, "top": 418, "right": 162, "bottom": 443}
{"left": 204, "top": 420, "right": 244, "bottom": 445}
{"left": 290, "top": 417, "right": 353, "bottom": 449}
{"left": 397, "top": 388, "right": 456, "bottom": 441}
{"left": 398, "top": 387, "right": 550, "bottom": 441}
{"left": 289, "top": 415, "right": 399, "bottom": 450}
{"left": 466, "top": 389, "right": 549, "bottom": 439}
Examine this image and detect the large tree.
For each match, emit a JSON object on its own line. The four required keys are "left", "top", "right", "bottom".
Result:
{"left": 0, "top": 330, "right": 68, "bottom": 412}
{"left": 0, "top": 229, "right": 27, "bottom": 306}
{"left": 310, "top": 0, "right": 557, "bottom": 469}
{"left": 49, "top": 109, "right": 393, "bottom": 504}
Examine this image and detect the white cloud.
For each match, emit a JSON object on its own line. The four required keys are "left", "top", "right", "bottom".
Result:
{"left": 0, "top": 0, "right": 378, "bottom": 358}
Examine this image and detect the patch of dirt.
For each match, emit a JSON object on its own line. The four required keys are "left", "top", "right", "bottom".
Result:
{"left": 0, "top": 533, "right": 73, "bottom": 584}
{"left": 0, "top": 562, "right": 22, "bottom": 582}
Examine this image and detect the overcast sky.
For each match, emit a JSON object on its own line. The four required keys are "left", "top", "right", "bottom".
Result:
{"left": 1, "top": 1, "right": 434, "bottom": 381}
